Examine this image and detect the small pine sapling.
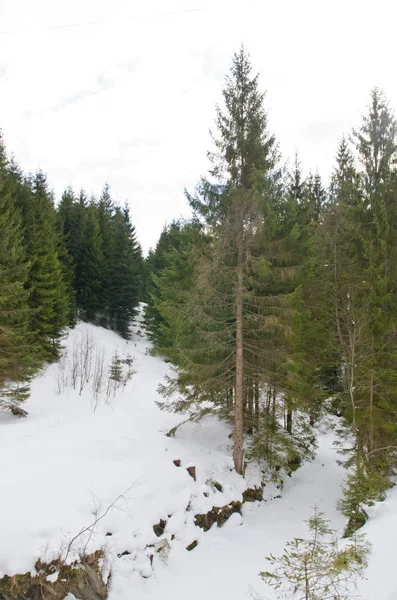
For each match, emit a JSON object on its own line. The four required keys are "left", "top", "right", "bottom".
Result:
{"left": 260, "top": 505, "right": 369, "bottom": 600}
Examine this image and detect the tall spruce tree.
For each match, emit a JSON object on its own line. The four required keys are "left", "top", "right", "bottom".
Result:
{"left": 349, "top": 89, "right": 397, "bottom": 493}
{"left": 78, "top": 202, "right": 104, "bottom": 322}
{"left": 318, "top": 91, "right": 397, "bottom": 530}
{"left": 159, "top": 48, "right": 301, "bottom": 474}
{"left": 96, "top": 184, "right": 114, "bottom": 323}
{"left": 0, "top": 132, "right": 35, "bottom": 413}
{"left": 22, "top": 171, "right": 70, "bottom": 359}
{"left": 107, "top": 205, "right": 142, "bottom": 337}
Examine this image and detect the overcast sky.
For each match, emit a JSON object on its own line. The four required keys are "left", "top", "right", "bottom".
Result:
{"left": 1, "top": 0, "right": 396, "bottom": 253}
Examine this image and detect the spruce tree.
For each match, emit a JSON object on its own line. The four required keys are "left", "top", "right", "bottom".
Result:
{"left": 261, "top": 506, "right": 369, "bottom": 600}
{"left": 317, "top": 91, "right": 397, "bottom": 527}
{"left": 78, "top": 202, "right": 104, "bottom": 322}
{"left": 96, "top": 184, "right": 114, "bottom": 323}
{"left": 107, "top": 205, "right": 141, "bottom": 337}
{"left": 160, "top": 48, "right": 299, "bottom": 474}
{"left": 22, "top": 171, "right": 70, "bottom": 359}
{"left": 144, "top": 221, "right": 195, "bottom": 347}
{"left": 0, "top": 132, "right": 35, "bottom": 413}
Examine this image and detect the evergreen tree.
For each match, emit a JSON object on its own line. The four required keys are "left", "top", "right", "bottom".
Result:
{"left": 22, "top": 171, "right": 70, "bottom": 359}
{"left": 144, "top": 221, "right": 195, "bottom": 347}
{"left": 96, "top": 183, "right": 115, "bottom": 322}
{"left": 0, "top": 132, "right": 35, "bottom": 413}
{"left": 107, "top": 205, "right": 141, "bottom": 338}
{"left": 78, "top": 202, "right": 104, "bottom": 321}
{"left": 56, "top": 190, "right": 77, "bottom": 324}
{"left": 303, "top": 171, "right": 327, "bottom": 223}
{"left": 159, "top": 48, "right": 300, "bottom": 474}
{"left": 316, "top": 91, "right": 397, "bottom": 527}
{"left": 261, "top": 506, "right": 369, "bottom": 600}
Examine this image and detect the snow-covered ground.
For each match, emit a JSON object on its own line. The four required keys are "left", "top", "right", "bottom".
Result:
{"left": 0, "top": 313, "right": 396, "bottom": 599}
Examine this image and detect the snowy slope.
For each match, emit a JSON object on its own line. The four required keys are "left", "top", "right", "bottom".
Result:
{"left": 0, "top": 313, "right": 396, "bottom": 599}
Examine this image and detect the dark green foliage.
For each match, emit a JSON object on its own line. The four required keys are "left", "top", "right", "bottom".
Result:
{"left": 152, "top": 48, "right": 310, "bottom": 475}
{"left": 107, "top": 205, "right": 142, "bottom": 338}
{"left": 0, "top": 128, "right": 145, "bottom": 415}
{"left": 78, "top": 202, "right": 104, "bottom": 321}
{"left": 338, "top": 452, "right": 392, "bottom": 536}
{"left": 22, "top": 171, "right": 70, "bottom": 359}
{"left": 57, "top": 186, "right": 143, "bottom": 337}
{"left": 313, "top": 90, "right": 397, "bottom": 516}
{"left": 144, "top": 220, "right": 203, "bottom": 349}
{"left": 57, "top": 187, "right": 85, "bottom": 320}
{"left": 0, "top": 133, "right": 35, "bottom": 413}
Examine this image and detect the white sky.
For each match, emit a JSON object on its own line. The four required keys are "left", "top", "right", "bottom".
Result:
{"left": 1, "top": 0, "right": 396, "bottom": 253}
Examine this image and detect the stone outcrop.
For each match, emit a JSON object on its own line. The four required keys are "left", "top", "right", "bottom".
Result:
{"left": 0, "top": 551, "right": 108, "bottom": 600}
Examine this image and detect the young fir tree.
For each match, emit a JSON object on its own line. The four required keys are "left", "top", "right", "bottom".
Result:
{"left": 260, "top": 506, "right": 369, "bottom": 600}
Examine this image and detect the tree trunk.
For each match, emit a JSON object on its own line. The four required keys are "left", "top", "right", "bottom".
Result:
{"left": 234, "top": 234, "right": 244, "bottom": 475}
{"left": 246, "top": 375, "right": 253, "bottom": 434}
{"left": 286, "top": 396, "right": 292, "bottom": 435}
{"left": 272, "top": 387, "right": 276, "bottom": 427}
{"left": 369, "top": 357, "right": 375, "bottom": 456}
{"left": 254, "top": 378, "right": 259, "bottom": 430}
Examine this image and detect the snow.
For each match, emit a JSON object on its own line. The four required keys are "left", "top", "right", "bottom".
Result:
{"left": 0, "top": 309, "right": 396, "bottom": 599}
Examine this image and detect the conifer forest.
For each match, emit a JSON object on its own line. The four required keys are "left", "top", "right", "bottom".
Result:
{"left": 1, "top": 38, "right": 397, "bottom": 600}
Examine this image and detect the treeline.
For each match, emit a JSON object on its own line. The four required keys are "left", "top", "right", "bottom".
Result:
{"left": 144, "top": 48, "right": 397, "bottom": 534}
{"left": 0, "top": 135, "right": 144, "bottom": 414}
{"left": 58, "top": 185, "right": 144, "bottom": 335}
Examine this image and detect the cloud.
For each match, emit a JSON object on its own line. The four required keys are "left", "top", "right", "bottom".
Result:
{"left": 2, "top": 0, "right": 397, "bottom": 253}
{"left": 25, "top": 59, "right": 140, "bottom": 117}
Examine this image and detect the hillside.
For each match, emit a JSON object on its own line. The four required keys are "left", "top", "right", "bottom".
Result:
{"left": 0, "top": 313, "right": 395, "bottom": 599}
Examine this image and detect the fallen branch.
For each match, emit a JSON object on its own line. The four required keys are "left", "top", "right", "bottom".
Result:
{"left": 63, "top": 481, "right": 140, "bottom": 564}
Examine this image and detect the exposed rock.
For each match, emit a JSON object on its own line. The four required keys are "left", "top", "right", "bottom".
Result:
{"left": 117, "top": 550, "right": 131, "bottom": 558}
{"left": 186, "top": 540, "right": 198, "bottom": 551}
{"left": 194, "top": 501, "right": 242, "bottom": 532}
{"left": 186, "top": 465, "right": 196, "bottom": 481}
{"left": 153, "top": 518, "right": 167, "bottom": 537}
{"left": 0, "top": 551, "right": 107, "bottom": 600}
{"left": 242, "top": 486, "right": 263, "bottom": 502}
{"left": 213, "top": 481, "right": 223, "bottom": 492}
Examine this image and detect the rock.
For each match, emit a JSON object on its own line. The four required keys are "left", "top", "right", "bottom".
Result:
{"left": 194, "top": 501, "right": 242, "bottom": 531}
{"left": 0, "top": 550, "right": 108, "bottom": 600}
{"left": 242, "top": 486, "right": 263, "bottom": 502}
{"left": 186, "top": 465, "right": 196, "bottom": 481}
{"left": 153, "top": 518, "right": 167, "bottom": 537}
{"left": 186, "top": 540, "right": 198, "bottom": 551}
